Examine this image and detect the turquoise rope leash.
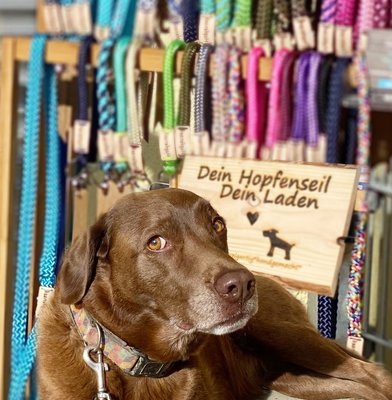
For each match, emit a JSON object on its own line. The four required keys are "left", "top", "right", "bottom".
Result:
{"left": 10, "top": 35, "right": 47, "bottom": 393}
{"left": 96, "top": 0, "right": 136, "bottom": 182}
{"left": 9, "top": 35, "right": 61, "bottom": 400}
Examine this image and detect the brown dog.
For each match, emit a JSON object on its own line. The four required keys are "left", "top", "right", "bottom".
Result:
{"left": 37, "top": 188, "right": 392, "bottom": 400}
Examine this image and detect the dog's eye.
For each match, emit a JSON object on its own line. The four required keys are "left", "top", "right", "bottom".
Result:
{"left": 212, "top": 218, "right": 226, "bottom": 233}
{"left": 147, "top": 236, "right": 167, "bottom": 251}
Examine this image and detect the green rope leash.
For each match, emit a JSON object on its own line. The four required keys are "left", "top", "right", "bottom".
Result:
{"left": 178, "top": 42, "right": 201, "bottom": 127}
{"left": 232, "top": 0, "right": 252, "bottom": 27}
{"left": 162, "top": 39, "right": 186, "bottom": 175}
{"left": 256, "top": 0, "right": 273, "bottom": 39}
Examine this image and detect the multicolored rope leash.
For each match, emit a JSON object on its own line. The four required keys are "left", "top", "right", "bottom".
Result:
{"left": 346, "top": 0, "right": 373, "bottom": 350}
{"left": 9, "top": 35, "right": 61, "bottom": 400}
{"left": 211, "top": 43, "right": 230, "bottom": 156}
{"left": 226, "top": 46, "right": 245, "bottom": 157}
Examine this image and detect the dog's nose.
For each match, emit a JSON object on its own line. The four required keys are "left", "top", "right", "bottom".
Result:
{"left": 214, "top": 270, "right": 255, "bottom": 303}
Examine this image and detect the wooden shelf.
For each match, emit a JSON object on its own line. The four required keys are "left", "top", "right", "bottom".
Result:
{"left": 14, "top": 37, "right": 273, "bottom": 80}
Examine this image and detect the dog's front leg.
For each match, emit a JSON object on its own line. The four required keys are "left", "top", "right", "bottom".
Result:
{"left": 244, "top": 276, "right": 392, "bottom": 399}
{"left": 267, "top": 246, "right": 274, "bottom": 257}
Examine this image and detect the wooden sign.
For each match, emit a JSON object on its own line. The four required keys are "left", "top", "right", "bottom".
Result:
{"left": 179, "top": 156, "right": 359, "bottom": 296}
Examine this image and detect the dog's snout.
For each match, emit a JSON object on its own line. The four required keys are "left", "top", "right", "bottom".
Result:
{"left": 214, "top": 270, "right": 255, "bottom": 303}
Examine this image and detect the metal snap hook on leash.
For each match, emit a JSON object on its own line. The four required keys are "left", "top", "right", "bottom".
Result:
{"left": 83, "top": 320, "right": 113, "bottom": 400}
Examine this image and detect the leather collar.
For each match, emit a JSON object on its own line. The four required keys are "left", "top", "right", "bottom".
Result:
{"left": 70, "top": 305, "right": 176, "bottom": 378}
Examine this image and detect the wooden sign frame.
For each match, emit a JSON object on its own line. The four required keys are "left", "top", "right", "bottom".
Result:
{"left": 179, "top": 156, "right": 359, "bottom": 296}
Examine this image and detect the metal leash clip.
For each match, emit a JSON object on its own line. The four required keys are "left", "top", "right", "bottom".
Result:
{"left": 83, "top": 321, "right": 113, "bottom": 400}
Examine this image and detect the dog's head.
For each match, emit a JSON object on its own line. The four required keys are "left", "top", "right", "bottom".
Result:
{"left": 263, "top": 229, "right": 278, "bottom": 237}
{"left": 57, "top": 188, "right": 258, "bottom": 361}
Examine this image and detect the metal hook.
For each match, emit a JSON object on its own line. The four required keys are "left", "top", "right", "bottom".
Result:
{"left": 83, "top": 321, "right": 113, "bottom": 399}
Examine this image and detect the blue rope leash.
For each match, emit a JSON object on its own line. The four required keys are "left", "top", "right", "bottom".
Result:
{"left": 96, "top": 0, "right": 136, "bottom": 176}
{"left": 317, "top": 56, "right": 350, "bottom": 339}
{"left": 10, "top": 34, "right": 47, "bottom": 382}
{"left": 9, "top": 35, "right": 61, "bottom": 399}
{"left": 96, "top": 0, "right": 115, "bottom": 35}
{"left": 182, "top": 0, "right": 199, "bottom": 42}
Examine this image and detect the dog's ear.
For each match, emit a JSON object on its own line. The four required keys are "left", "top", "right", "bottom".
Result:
{"left": 272, "top": 229, "right": 278, "bottom": 233}
{"left": 57, "top": 214, "right": 109, "bottom": 305}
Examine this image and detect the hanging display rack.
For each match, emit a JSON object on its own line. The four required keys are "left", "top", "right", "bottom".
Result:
{"left": 0, "top": 33, "right": 359, "bottom": 400}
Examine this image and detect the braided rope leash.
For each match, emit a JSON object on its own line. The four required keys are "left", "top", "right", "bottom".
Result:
{"left": 291, "top": 0, "right": 315, "bottom": 50}
{"left": 355, "top": 0, "right": 373, "bottom": 51}
{"left": 160, "top": 39, "right": 186, "bottom": 176}
{"left": 265, "top": 49, "right": 290, "bottom": 160}
{"left": 175, "top": 41, "right": 201, "bottom": 158}
{"left": 372, "top": 0, "right": 389, "bottom": 28}
{"left": 167, "top": 0, "right": 184, "bottom": 41}
{"left": 334, "top": 0, "right": 358, "bottom": 56}
{"left": 95, "top": 0, "right": 115, "bottom": 40}
{"left": 181, "top": 0, "right": 199, "bottom": 42}
{"left": 318, "top": 0, "right": 336, "bottom": 53}
{"left": 178, "top": 42, "right": 201, "bottom": 127}
{"left": 215, "top": 0, "right": 232, "bottom": 31}
{"left": 193, "top": 43, "right": 213, "bottom": 155}
{"left": 245, "top": 46, "right": 266, "bottom": 159}
{"left": 199, "top": 0, "right": 216, "bottom": 43}
{"left": 274, "top": 0, "right": 292, "bottom": 34}
{"left": 9, "top": 37, "right": 61, "bottom": 399}
{"left": 226, "top": 46, "right": 245, "bottom": 158}
{"left": 317, "top": 55, "right": 334, "bottom": 139}
{"left": 114, "top": 36, "right": 131, "bottom": 175}
{"left": 72, "top": 35, "right": 94, "bottom": 189}
{"left": 195, "top": 43, "right": 213, "bottom": 135}
{"left": 43, "top": 0, "right": 64, "bottom": 34}
{"left": 256, "top": 0, "right": 273, "bottom": 40}
{"left": 125, "top": 39, "right": 146, "bottom": 176}
{"left": 211, "top": 43, "right": 230, "bottom": 156}
{"left": 10, "top": 35, "right": 47, "bottom": 385}
{"left": 306, "top": 52, "right": 322, "bottom": 154}
{"left": 290, "top": 51, "right": 311, "bottom": 162}
{"left": 317, "top": 57, "right": 351, "bottom": 339}
{"left": 279, "top": 51, "right": 297, "bottom": 145}
{"left": 345, "top": 55, "right": 371, "bottom": 350}
{"left": 96, "top": 0, "right": 136, "bottom": 188}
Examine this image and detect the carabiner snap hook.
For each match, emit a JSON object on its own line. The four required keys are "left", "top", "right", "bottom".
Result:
{"left": 83, "top": 321, "right": 113, "bottom": 400}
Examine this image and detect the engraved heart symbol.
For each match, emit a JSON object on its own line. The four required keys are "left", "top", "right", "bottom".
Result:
{"left": 247, "top": 212, "right": 259, "bottom": 225}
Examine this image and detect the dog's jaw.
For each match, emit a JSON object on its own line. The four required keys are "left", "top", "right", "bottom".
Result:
{"left": 198, "top": 295, "right": 259, "bottom": 335}
{"left": 182, "top": 287, "right": 259, "bottom": 336}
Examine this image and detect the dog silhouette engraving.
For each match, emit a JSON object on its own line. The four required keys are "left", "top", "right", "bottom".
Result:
{"left": 263, "top": 229, "right": 295, "bottom": 260}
